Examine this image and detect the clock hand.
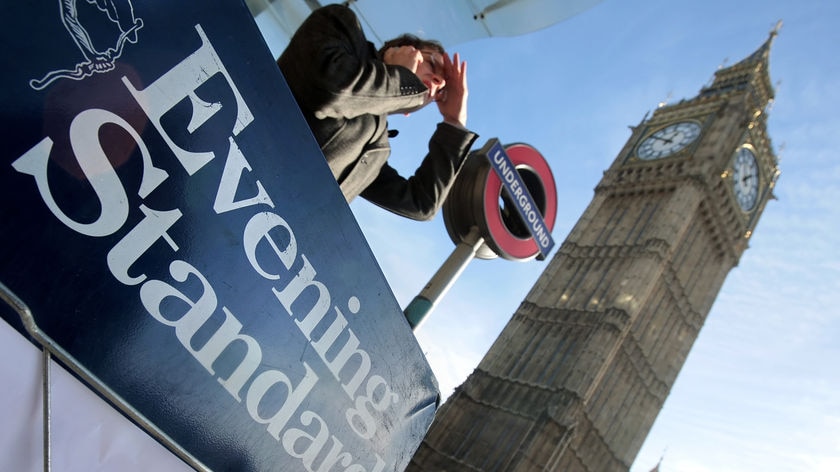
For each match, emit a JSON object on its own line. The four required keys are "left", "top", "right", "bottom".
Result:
{"left": 650, "top": 135, "right": 673, "bottom": 144}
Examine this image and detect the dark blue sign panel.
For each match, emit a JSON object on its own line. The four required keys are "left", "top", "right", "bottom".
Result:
{"left": 0, "top": 2, "right": 437, "bottom": 471}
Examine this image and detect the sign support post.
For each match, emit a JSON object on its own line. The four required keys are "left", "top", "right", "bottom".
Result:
{"left": 404, "top": 226, "right": 484, "bottom": 330}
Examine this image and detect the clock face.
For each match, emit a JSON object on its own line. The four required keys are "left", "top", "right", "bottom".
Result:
{"left": 637, "top": 121, "right": 702, "bottom": 160}
{"left": 732, "top": 147, "right": 760, "bottom": 211}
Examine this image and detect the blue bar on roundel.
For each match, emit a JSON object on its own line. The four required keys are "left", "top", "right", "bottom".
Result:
{"left": 486, "top": 140, "right": 555, "bottom": 258}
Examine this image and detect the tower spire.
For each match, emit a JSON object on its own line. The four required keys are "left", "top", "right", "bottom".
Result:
{"left": 772, "top": 19, "right": 783, "bottom": 37}
{"left": 698, "top": 22, "right": 780, "bottom": 111}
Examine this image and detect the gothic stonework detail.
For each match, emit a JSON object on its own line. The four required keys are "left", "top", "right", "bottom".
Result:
{"left": 409, "top": 30, "right": 780, "bottom": 472}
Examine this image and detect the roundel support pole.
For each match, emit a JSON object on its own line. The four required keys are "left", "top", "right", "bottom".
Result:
{"left": 404, "top": 226, "right": 484, "bottom": 331}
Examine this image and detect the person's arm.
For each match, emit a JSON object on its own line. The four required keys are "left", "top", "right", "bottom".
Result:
{"left": 361, "top": 44, "right": 475, "bottom": 220}
{"left": 360, "top": 123, "right": 478, "bottom": 221}
{"left": 279, "top": 5, "right": 428, "bottom": 120}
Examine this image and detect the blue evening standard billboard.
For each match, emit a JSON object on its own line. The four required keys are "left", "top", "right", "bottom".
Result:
{"left": 0, "top": 1, "right": 438, "bottom": 471}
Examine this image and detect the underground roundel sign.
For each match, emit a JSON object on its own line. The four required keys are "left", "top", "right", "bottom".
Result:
{"left": 443, "top": 138, "right": 557, "bottom": 261}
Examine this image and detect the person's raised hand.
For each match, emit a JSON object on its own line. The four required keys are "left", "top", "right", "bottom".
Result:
{"left": 436, "top": 52, "right": 468, "bottom": 128}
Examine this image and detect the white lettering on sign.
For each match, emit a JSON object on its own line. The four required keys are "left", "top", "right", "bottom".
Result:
{"left": 12, "top": 24, "right": 394, "bottom": 472}
{"left": 491, "top": 148, "right": 552, "bottom": 251}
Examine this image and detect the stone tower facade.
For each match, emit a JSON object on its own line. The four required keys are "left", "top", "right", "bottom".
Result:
{"left": 409, "top": 31, "right": 780, "bottom": 472}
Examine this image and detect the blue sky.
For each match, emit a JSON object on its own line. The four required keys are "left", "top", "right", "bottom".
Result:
{"left": 340, "top": 0, "right": 840, "bottom": 470}
{"left": 2, "top": 1, "right": 837, "bottom": 471}
{"left": 0, "top": 1, "right": 834, "bottom": 471}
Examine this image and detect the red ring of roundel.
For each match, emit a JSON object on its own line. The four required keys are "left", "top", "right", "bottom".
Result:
{"left": 482, "top": 143, "right": 558, "bottom": 260}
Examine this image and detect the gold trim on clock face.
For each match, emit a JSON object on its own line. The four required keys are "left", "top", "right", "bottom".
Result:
{"left": 732, "top": 146, "right": 760, "bottom": 211}
{"left": 636, "top": 121, "right": 702, "bottom": 160}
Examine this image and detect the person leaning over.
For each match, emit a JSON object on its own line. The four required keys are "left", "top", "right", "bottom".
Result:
{"left": 277, "top": 4, "right": 478, "bottom": 221}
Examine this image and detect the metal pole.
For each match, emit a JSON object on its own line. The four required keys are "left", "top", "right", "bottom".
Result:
{"left": 42, "top": 348, "right": 51, "bottom": 472}
{"left": 0, "top": 282, "right": 212, "bottom": 472}
{"left": 404, "top": 226, "right": 484, "bottom": 330}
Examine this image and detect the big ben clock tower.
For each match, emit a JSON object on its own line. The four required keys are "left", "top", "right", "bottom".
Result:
{"left": 409, "top": 28, "right": 781, "bottom": 472}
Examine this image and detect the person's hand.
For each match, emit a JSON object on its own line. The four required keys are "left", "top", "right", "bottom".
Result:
{"left": 383, "top": 46, "right": 422, "bottom": 74}
{"left": 436, "top": 52, "right": 468, "bottom": 128}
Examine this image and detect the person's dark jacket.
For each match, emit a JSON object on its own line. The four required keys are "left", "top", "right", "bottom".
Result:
{"left": 278, "top": 4, "right": 478, "bottom": 220}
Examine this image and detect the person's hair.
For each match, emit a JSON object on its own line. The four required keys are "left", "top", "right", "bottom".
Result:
{"left": 377, "top": 34, "right": 445, "bottom": 59}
